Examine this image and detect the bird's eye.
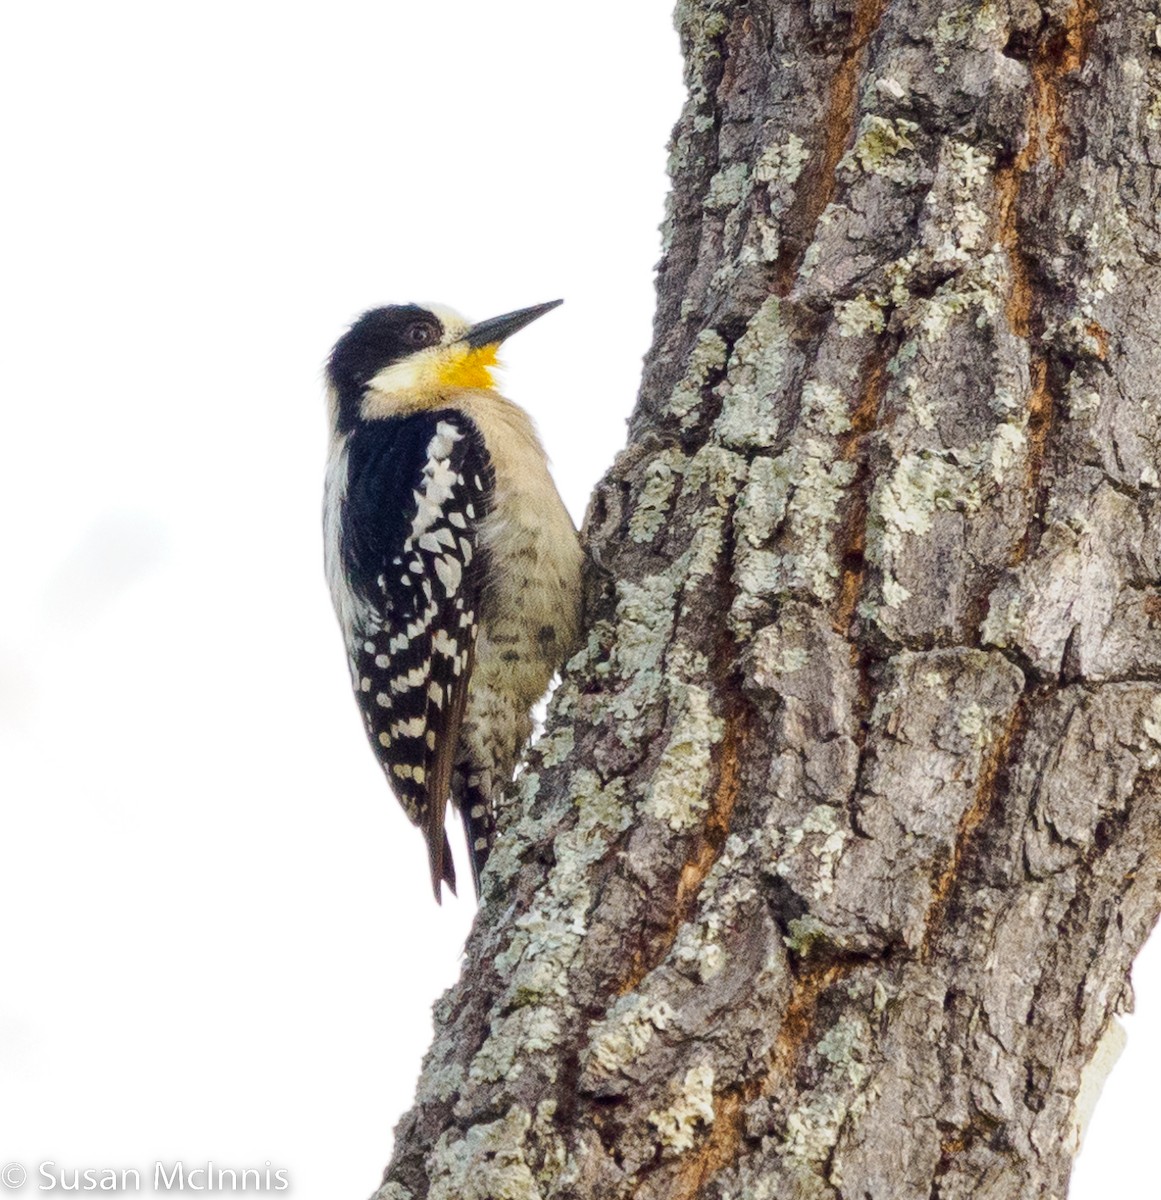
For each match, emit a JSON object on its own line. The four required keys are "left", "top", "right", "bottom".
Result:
{"left": 404, "top": 322, "right": 438, "bottom": 348}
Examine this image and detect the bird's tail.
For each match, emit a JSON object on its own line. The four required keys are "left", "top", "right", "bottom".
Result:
{"left": 426, "top": 829, "right": 457, "bottom": 903}
{"left": 455, "top": 771, "right": 496, "bottom": 899}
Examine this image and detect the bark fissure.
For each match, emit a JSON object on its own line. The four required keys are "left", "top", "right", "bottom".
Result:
{"left": 920, "top": 691, "right": 1031, "bottom": 959}
{"left": 995, "top": 0, "right": 1100, "bottom": 573}
{"left": 773, "top": 0, "right": 891, "bottom": 293}
{"left": 833, "top": 337, "right": 894, "bottom": 639}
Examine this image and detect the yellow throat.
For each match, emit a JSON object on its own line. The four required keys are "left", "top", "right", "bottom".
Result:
{"left": 436, "top": 343, "right": 500, "bottom": 391}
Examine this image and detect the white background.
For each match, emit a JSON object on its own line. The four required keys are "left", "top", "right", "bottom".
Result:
{"left": 0, "top": 3, "right": 1154, "bottom": 1197}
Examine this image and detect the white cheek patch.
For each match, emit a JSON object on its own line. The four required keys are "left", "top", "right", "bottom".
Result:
{"left": 366, "top": 353, "right": 435, "bottom": 400}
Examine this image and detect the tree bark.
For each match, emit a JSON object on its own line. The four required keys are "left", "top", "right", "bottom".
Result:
{"left": 376, "top": 0, "right": 1161, "bottom": 1196}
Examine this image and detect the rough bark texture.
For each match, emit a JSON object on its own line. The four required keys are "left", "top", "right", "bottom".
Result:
{"left": 376, "top": 0, "right": 1161, "bottom": 1196}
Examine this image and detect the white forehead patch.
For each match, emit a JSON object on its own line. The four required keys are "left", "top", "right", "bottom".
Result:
{"left": 421, "top": 303, "right": 471, "bottom": 344}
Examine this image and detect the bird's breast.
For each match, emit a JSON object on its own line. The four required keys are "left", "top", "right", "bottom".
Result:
{"left": 464, "top": 406, "right": 583, "bottom": 708}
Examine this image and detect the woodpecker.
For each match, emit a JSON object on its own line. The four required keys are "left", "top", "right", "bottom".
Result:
{"left": 323, "top": 301, "right": 583, "bottom": 901}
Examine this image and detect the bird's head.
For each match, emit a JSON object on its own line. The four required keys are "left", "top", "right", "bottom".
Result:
{"left": 327, "top": 300, "right": 562, "bottom": 432}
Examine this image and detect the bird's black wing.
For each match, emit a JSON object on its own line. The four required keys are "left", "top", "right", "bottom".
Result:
{"left": 341, "top": 409, "right": 493, "bottom": 900}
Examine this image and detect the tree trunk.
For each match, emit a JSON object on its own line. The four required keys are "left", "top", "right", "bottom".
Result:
{"left": 376, "top": 0, "right": 1161, "bottom": 1196}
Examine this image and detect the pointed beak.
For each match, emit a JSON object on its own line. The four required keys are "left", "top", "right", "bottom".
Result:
{"left": 463, "top": 300, "right": 563, "bottom": 349}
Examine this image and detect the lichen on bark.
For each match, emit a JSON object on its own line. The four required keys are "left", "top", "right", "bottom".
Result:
{"left": 375, "top": 0, "right": 1161, "bottom": 1196}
